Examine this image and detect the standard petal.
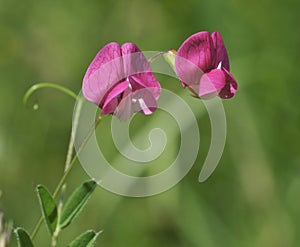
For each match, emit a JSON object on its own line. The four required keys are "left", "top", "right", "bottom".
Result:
{"left": 82, "top": 42, "right": 124, "bottom": 105}
{"left": 211, "top": 31, "right": 230, "bottom": 71}
{"left": 175, "top": 54, "right": 204, "bottom": 88}
{"left": 219, "top": 68, "right": 237, "bottom": 99}
{"left": 199, "top": 69, "right": 226, "bottom": 98}
{"left": 121, "top": 42, "right": 161, "bottom": 100}
{"left": 101, "top": 80, "right": 129, "bottom": 114}
{"left": 176, "top": 31, "right": 215, "bottom": 73}
{"left": 121, "top": 43, "right": 150, "bottom": 76}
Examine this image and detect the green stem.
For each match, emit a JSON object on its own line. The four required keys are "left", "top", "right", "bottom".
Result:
{"left": 23, "top": 83, "right": 77, "bottom": 105}
{"left": 64, "top": 98, "right": 83, "bottom": 172}
{"left": 30, "top": 113, "right": 104, "bottom": 240}
{"left": 50, "top": 98, "right": 84, "bottom": 246}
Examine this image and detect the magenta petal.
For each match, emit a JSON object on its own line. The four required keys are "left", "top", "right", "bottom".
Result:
{"left": 211, "top": 31, "right": 230, "bottom": 71}
{"left": 129, "top": 74, "right": 161, "bottom": 100}
{"left": 199, "top": 69, "right": 226, "bottom": 98}
{"left": 131, "top": 89, "right": 157, "bottom": 115}
{"left": 176, "top": 31, "right": 214, "bottom": 72}
{"left": 121, "top": 42, "right": 161, "bottom": 100}
{"left": 114, "top": 92, "right": 133, "bottom": 121}
{"left": 102, "top": 80, "right": 129, "bottom": 114}
{"left": 121, "top": 43, "right": 150, "bottom": 76}
{"left": 175, "top": 54, "right": 204, "bottom": 88}
{"left": 82, "top": 42, "right": 124, "bottom": 105}
{"left": 219, "top": 68, "right": 237, "bottom": 99}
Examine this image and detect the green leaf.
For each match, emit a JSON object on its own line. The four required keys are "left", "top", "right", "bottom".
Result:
{"left": 36, "top": 185, "right": 58, "bottom": 235}
{"left": 15, "top": 228, "right": 34, "bottom": 247}
{"left": 163, "top": 49, "right": 176, "bottom": 72}
{"left": 67, "top": 230, "right": 101, "bottom": 247}
{"left": 59, "top": 180, "right": 97, "bottom": 229}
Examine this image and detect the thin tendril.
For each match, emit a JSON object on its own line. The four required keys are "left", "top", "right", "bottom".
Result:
{"left": 23, "top": 83, "right": 77, "bottom": 106}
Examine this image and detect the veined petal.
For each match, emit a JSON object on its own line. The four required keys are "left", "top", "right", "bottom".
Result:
{"left": 82, "top": 42, "right": 124, "bottom": 105}
{"left": 211, "top": 31, "right": 230, "bottom": 71}
{"left": 129, "top": 74, "right": 161, "bottom": 100}
{"left": 199, "top": 69, "right": 226, "bottom": 98}
{"left": 174, "top": 54, "right": 204, "bottom": 88}
{"left": 219, "top": 68, "right": 237, "bottom": 99}
{"left": 102, "top": 80, "right": 129, "bottom": 114}
{"left": 121, "top": 43, "right": 150, "bottom": 76}
{"left": 121, "top": 42, "right": 161, "bottom": 100}
{"left": 176, "top": 31, "right": 214, "bottom": 73}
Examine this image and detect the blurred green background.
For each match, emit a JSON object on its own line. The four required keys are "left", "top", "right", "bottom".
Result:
{"left": 1, "top": 0, "right": 300, "bottom": 246}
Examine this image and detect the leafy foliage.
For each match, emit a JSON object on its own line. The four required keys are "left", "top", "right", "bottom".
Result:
{"left": 15, "top": 228, "right": 34, "bottom": 247}
{"left": 60, "top": 180, "right": 97, "bottom": 229}
{"left": 68, "top": 230, "right": 101, "bottom": 247}
{"left": 36, "top": 185, "right": 58, "bottom": 236}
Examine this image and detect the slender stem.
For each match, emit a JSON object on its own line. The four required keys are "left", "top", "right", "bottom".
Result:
{"left": 53, "top": 113, "right": 104, "bottom": 198}
{"left": 30, "top": 113, "right": 105, "bottom": 239}
{"left": 50, "top": 98, "right": 84, "bottom": 245}
{"left": 51, "top": 194, "right": 63, "bottom": 247}
{"left": 64, "top": 98, "right": 83, "bottom": 172}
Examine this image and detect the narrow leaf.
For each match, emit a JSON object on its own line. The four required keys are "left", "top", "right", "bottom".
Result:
{"left": 67, "top": 230, "right": 101, "bottom": 247}
{"left": 36, "top": 185, "right": 58, "bottom": 235}
{"left": 15, "top": 228, "right": 34, "bottom": 247}
{"left": 60, "top": 180, "right": 97, "bottom": 229}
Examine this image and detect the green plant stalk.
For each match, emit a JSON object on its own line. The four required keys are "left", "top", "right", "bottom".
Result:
{"left": 31, "top": 113, "right": 104, "bottom": 239}
{"left": 64, "top": 97, "right": 84, "bottom": 172}
{"left": 49, "top": 98, "right": 84, "bottom": 246}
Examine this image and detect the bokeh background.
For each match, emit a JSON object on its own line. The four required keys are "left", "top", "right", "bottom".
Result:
{"left": 1, "top": 0, "right": 300, "bottom": 246}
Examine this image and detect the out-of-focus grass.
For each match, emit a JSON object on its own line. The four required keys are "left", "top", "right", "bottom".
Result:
{"left": 1, "top": 0, "right": 300, "bottom": 246}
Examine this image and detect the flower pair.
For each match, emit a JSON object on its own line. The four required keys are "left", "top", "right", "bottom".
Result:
{"left": 82, "top": 31, "right": 237, "bottom": 120}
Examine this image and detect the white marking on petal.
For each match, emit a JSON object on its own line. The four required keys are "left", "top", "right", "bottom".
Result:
{"left": 138, "top": 98, "right": 152, "bottom": 115}
{"left": 126, "top": 76, "right": 133, "bottom": 90}
{"left": 217, "top": 61, "right": 222, "bottom": 70}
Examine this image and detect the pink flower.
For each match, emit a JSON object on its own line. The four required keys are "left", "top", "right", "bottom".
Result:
{"left": 82, "top": 42, "right": 161, "bottom": 120}
{"left": 175, "top": 31, "right": 237, "bottom": 99}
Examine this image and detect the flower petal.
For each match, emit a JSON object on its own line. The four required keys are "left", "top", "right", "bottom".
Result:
{"left": 131, "top": 88, "right": 158, "bottom": 115}
{"left": 199, "top": 69, "right": 226, "bottom": 98}
{"left": 176, "top": 31, "right": 215, "bottom": 73}
{"left": 102, "top": 80, "right": 129, "bottom": 114}
{"left": 211, "top": 31, "right": 230, "bottom": 71}
{"left": 129, "top": 74, "right": 161, "bottom": 100}
{"left": 82, "top": 42, "right": 124, "bottom": 105}
{"left": 114, "top": 92, "right": 133, "bottom": 121}
{"left": 121, "top": 43, "right": 149, "bottom": 76}
{"left": 219, "top": 68, "right": 237, "bottom": 99}
{"left": 121, "top": 42, "right": 161, "bottom": 100}
{"left": 175, "top": 54, "right": 204, "bottom": 88}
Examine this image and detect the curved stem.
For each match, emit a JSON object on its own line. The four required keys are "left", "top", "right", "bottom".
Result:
{"left": 23, "top": 83, "right": 77, "bottom": 105}
{"left": 30, "top": 113, "right": 105, "bottom": 239}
